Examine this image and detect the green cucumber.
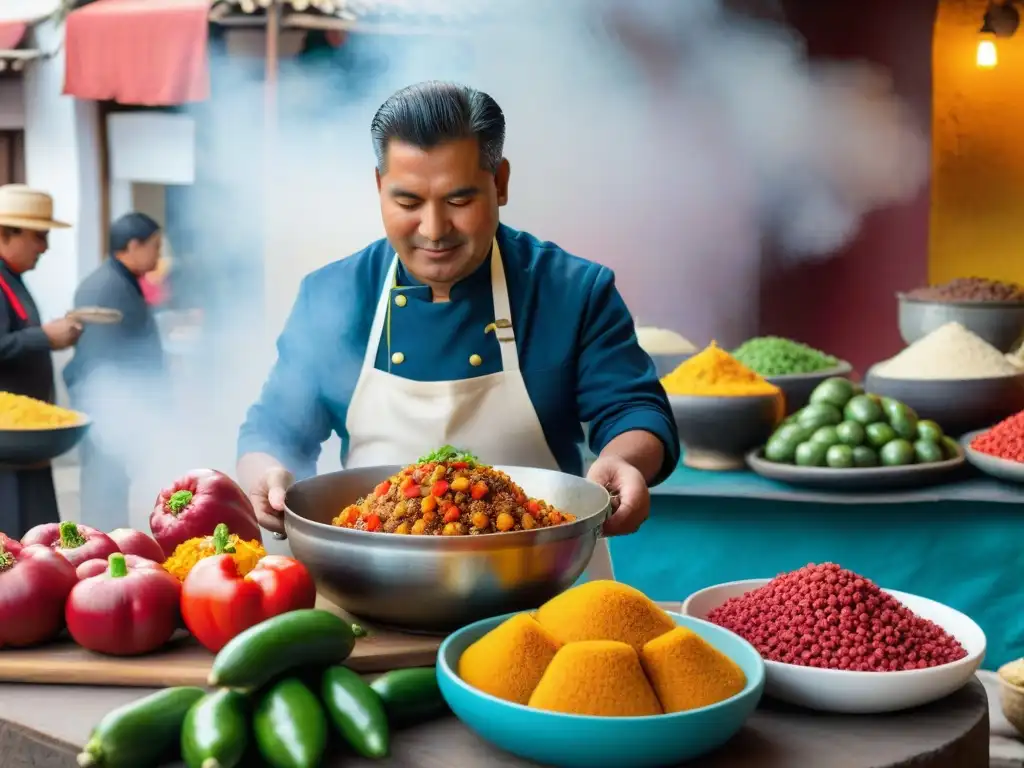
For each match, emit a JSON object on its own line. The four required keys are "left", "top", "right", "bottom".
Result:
{"left": 77, "top": 686, "right": 205, "bottom": 768}
{"left": 181, "top": 689, "right": 249, "bottom": 768}
{"left": 369, "top": 667, "right": 448, "bottom": 723}
{"left": 208, "top": 609, "right": 355, "bottom": 690}
{"left": 253, "top": 678, "right": 328, "bottom": 768}
{"left": 320, "top": 666, "right": 389, "bottom": 759}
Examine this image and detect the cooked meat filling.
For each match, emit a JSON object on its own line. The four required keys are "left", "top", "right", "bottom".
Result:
{"left": 331, "top": 450, "right": 575, "bottom": 536}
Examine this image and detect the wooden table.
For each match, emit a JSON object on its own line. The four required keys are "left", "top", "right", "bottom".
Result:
{"left": 0, "top": 678, "right": 990, "bottom": 767}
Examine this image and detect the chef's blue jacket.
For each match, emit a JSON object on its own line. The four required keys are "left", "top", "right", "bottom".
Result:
{"left": 238, "top": 224, "right": 680, "bottom": 482}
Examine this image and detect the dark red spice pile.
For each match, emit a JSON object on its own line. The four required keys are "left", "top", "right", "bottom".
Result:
{"left": 970, "top": 411, "right": 1024, "bottom": 463}
{"left": 906, "top": 277, "right": 1024, "bottom": 303}
{"left": 707, "top": 563, "right": 968, "bottom": 672}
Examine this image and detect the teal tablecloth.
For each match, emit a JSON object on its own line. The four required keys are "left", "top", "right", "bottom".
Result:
{"left": 610, "top": 464, "right": 1024, "bottom": 671}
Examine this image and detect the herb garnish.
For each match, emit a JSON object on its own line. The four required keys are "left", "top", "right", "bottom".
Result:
{"left": 418, "top": 445, "right": 480, "bottom": 467}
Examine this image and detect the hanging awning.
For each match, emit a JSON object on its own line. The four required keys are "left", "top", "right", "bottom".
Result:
{"left": 0, "top": 24, "right": 28, "bottom": 50}
{"left": 63, "top": 0, "right": 210, "bottom": 106}
{"left": 0, "top": 5, "right": 45, "bottom": 74}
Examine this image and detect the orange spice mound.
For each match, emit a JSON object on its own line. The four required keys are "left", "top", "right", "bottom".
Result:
{"left": 534, "top": 580, "right": 675, "bottom": 652}
{"left": 640, "top": 627, "right": 747, "bottom": 713}
{"left": 457, "top": 582, "right": 748, "bottom": 717}
{"left": 528, "top": 641, "right": 663, "bottom": 717}
{"left": 457, "top": 613, "right": 562, "bottom": 705}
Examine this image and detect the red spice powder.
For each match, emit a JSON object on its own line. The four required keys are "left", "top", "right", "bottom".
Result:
{"left": 970, "top": 411, "right": 1024, "bottom": 463}
{"left": 706, "top": 563, "right": 968, "bottom": 672}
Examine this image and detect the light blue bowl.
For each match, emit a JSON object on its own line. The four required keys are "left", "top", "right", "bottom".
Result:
{"left": 436, "top": 611, "right": 765, "bottom": 768}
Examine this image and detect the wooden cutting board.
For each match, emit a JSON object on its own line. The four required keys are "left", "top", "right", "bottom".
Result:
{"left": 0, "top": 596, "right": 442, "bottom": 688}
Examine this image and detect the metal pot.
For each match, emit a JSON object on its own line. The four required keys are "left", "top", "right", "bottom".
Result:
{"left": 283, "top": 465, "right": 611, "bottom": 634}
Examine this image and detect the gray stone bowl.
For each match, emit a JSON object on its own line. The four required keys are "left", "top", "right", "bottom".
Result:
{"left": 670, "top": 392, "right": 785, "bottom": 471}
{"left": 897, "top": 294, "right": 1024, "bottom": 352}
{"left": 650, "top": 352, "right": 693, "bottom": 380}
{"left": 960, "top": 429, "right": 1024, "bottom": 485}
{"left": 864, "top": 367, "right": 1024, "bottom": 437}
{"left": 765, "top": 362, "right": 854, "bottom": 416}
{"left": 0, "top": 420, "right": 91, "bottom": 465}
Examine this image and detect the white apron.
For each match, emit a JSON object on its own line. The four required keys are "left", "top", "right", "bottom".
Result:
{"left": 344, "top": 240, "right": 613, "bottom": 580}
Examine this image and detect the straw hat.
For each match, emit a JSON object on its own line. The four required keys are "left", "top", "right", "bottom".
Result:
{"left": 0, "top": 184, "right": 70, "bottom": 230}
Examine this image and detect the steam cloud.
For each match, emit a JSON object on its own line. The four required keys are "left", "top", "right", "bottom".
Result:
{"left": 74, "top": 0, "right": 928, "bottom": 519}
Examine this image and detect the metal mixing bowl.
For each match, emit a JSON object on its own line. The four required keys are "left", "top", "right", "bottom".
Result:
{"left": 897, "top": 294, "right": 1024, "bottom": 352}
{"left": 283, "top": 465, "right": 611, "bottom": 634}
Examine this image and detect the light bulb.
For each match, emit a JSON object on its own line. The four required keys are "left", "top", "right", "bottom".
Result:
{"left": 977, "top": 39, "right": 998, "bottom": 68}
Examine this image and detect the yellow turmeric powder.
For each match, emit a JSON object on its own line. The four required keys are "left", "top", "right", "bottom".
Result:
{"left": 528, "top": 640, "right": 663, "bottom": 716}
{"left": 162, "top": 523, "right": 266, "bottom": 582}
{"left": 458, "top": 613, "right": 561, "bottom": 705}
{"left": 534, "top": 580, "right": 675, "bottom": 652}
{"left": 0, "top": 391, "right": 83, "bottom": 429}
{"left": 660, "top": 342, "right": 780, "bottom": 396}
{"left": 640, "top": 627, "right": 747, "bottom": 713}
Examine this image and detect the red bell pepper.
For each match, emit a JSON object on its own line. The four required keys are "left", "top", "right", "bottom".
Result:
{"left": 181, "top": 553, "right": 317, "bottom": 652}
{"left": 150, "top": 469, "right": 262, "bottom": 556}
{"left": 0, "top": 542, "right": 78, "bottom": 648}
{"left": 0, "top": 531, "right": 22, "bottom": 557}
{"left": 66, "top": 552, "right": 182, "bottom": 656}
{"left": 76, "top": 554, "right": 163, "bottom": 581}
{"left": 106, "top": 528, "right": 165, "bottom": 563}
{"left": 22, "top": 521, "right": 119, "bottom": 568}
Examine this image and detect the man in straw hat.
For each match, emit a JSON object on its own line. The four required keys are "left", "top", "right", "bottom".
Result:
{"left": 0, "top": 184, "right": 83, "bottom": 537}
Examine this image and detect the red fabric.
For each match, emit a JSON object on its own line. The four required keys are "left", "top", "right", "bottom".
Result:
{"left": 63, "top": 0, "right": 209, "bottom": 106}
{"left": 0, "top": 23, "right": 27, "bottom": 50}
{"left": 0, "top": 273, "right": 28, "bottom": 321}
{"left": 140, "top": 275, "right": 167, "bottom": 307}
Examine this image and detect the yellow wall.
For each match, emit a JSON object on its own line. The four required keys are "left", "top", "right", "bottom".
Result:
{"left": 932, "top": 0, "right": 1024, "bottom": 284}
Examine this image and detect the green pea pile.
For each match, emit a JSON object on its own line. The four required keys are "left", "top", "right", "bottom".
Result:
{"left": 732, "top": 336, "right": 839, "bottom": 376}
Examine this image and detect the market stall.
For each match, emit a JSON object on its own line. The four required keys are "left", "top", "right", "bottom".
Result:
{"left": 1, "top": 278, "right": 1023, "bottom": 767}
{"left": 624, "top": 277, "right": 1024, "bottom": 673}
{"left": 0, "top": 444, "right": 1010, "bottom": 767}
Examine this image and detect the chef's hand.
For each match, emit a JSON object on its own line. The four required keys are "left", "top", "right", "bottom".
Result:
{"left": 43, "top": 318, "right": 82, "bottom": 350}
{"left": 249, "top": 466, "right": 295, "bottom": 534}
{"left": 587, "top": 454, "right": 650, "bottom": 537}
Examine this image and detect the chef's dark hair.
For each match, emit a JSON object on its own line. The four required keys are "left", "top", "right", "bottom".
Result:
{"left": 371, "top": 81, "right": 505, "bottom": 174}
{"left": 109, "top": 212, "right": 161, "bottom": 255}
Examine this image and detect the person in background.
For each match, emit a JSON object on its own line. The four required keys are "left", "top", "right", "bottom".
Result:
{"left": 238, "top": 82, "right": 679, "bottom": 575}
{"left": 64, "top": 212, "right": 166, "bottom": 531}
{"left": 0, "top": 184, "right": 82, "bottom": 537}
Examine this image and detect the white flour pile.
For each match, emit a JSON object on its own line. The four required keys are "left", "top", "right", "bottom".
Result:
{"left": 635, "top": 327, "right": 697, "bottom": 356}
{"left": 1009, "top": 341, "right": 1024, "bottom": 369}
{"left": 874, "top": 322, "right": 1020, "bottom": 379}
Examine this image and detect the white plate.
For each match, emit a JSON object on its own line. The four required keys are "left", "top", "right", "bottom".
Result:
{"left": 681, "top": 578, "right": 986, "bottom": 714}
{"left": 67, "top": 307, "right": 123, "bottom": 325}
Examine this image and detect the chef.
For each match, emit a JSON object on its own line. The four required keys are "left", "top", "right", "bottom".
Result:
{"left": 0, "top": 184, "right": 83, "bottom": 537}
{"left": 237, "top": 81, "right": 679, "bottom": 575}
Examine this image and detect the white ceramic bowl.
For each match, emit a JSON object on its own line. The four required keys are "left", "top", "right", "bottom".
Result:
{"left": 682, "top": 578, "right": 986, "bottom": 714}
